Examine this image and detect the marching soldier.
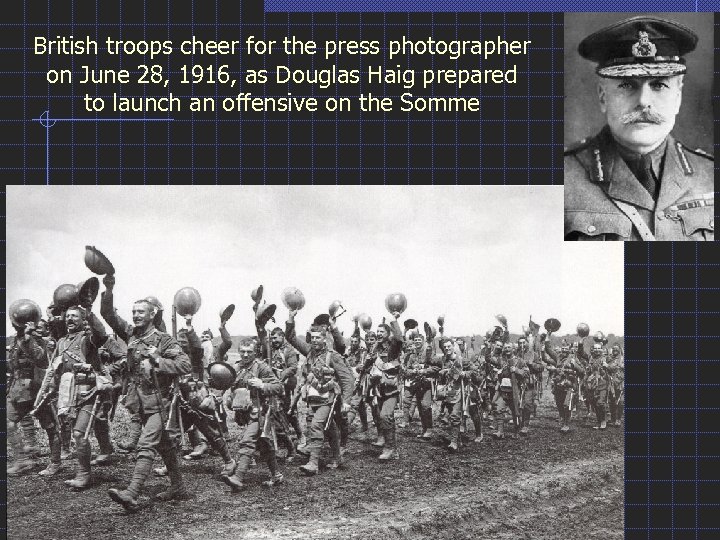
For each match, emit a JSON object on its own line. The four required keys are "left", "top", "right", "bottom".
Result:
{"left": 545, "top": 338, "right": 586, "bottom": 433}
{"left": 221, "top": 339, "right": 285, "bottom": 491}
{"left": 436, "top": 337, "right": 480, "bottom": 450}
{"left": 92, "top": 332, "right": 127, "bottom": 466}
{"left": 516, "top": 336, "right": 543, "bottom": 435}
{"left": 580, "top": 341, "right": 610, "bottom": 430}
{"left": 365, "top": 315, "right": 404, "bottom": 460}
{"left": 7, "top": 311, "right": 51, "bottom": 476}
{"left": 105, "top": 298, "right": 191, "bottom": 512}
{"left": 100, "top": 274, "right": 167, "bottom": 453}
{"left": 401, "top": 332, "right": 440, "bottom": 438}
{"left": 258, "top": 325, "right": 303, "bottom": 460}
{"left": 492, "top": 343, "right": 528, "bottom": 440}
{"left": 285, "top": 309, "right": 355, "bottom": 474}
{"left": 47, "top": 306, "right": 117, "bottom": 489}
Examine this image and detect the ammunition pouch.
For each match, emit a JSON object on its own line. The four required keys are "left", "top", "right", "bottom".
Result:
{"left": 231, "top": 387, "right": 254, "bottom": 413}
{"left": 57, "top": 372, "right": 77, "bottom": 416}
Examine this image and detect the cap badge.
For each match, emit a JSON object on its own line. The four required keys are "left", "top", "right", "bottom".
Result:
{"left": 632, "top": 31, "right": 657, "bottom": 58}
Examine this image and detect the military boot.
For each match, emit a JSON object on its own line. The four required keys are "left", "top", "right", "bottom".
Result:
{"left": 108, "top": 455, "right": 154, "bottom": 513}
{"left": 371, "top": 433, "right": 386, "bottom": 447}
{"left": 492, "top": 419, "right": 505, "bottom": 440}
{"left": 155, "top": 449, "right": 191, "bottom": 501}
{"left": 560, "top": 410, "right": 571, "bottom": 433}
{"left": 222, "top": 454, "right": 250, "bottom": 492}
{"left": 38, "top": 461, "right": 64, "bottom": 477}
{"left": 20, "top": 414, "right": 41, "bottom": 458}
{"left": 473, "top": 414, "right": 484, "bottom": 442}
{"left": 91, "top": 419, "right": 114, "bottom": 465}
{"left": 65, "top": 437, "right": 92, "bottom": 490}
{"left": 8, "top": 426, "right": 36, "bottom": 476}
{"left": 299, "top": 447, "right": 321, "bottom": 476}
{"left": 60, "top": 421, "right": 75, "bottom": 460}
{"left": 379, "top": 428, "right": 398, "bottom": 460}
{"left": 39, "top": 429, "right": 63, "bottom": 476}
{"left": 183, "top": 429, "right": 208, "bottom": 461}
{"left": 519, "top": 410, "right": 531, "bottom": 436}
{"left": 214, "top": 438, "right": 237, "bottom": 477}
{"left": 262, "top": 473, "right": 284, "bottom": 486}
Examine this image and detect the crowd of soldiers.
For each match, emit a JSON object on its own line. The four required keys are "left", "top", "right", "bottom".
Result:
{"left": 7, "top": 252, "right": 624, "bottom": 514}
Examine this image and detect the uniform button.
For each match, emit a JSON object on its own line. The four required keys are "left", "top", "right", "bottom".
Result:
{"left": 710, "top": 219, "right": 714, "bottom": 229}
{"left": 587, "top": 225, "right": 597, "bottom": 233}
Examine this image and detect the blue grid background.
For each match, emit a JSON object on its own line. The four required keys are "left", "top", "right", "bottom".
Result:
{"left": 625, "top": 243, "right": 720, "bottom": 540}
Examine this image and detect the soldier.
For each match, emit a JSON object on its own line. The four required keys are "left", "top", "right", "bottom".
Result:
{"left": 258, "top": 325, "right": 303, "bottom": 461}
{"left": 105, "top": 298, "right": 191, "bottom": 512}
{"left": 436, "top": 337, "right": 481, "bottom": 450}
{"left": 161, "top": 315, "right": 236, "bottom": 480}
{"left": 342, "top": 326, "right": 370, "bottom": 436}
{"left": 400, "top": 332, "right": 438, "bottom": 437}
{"left": 516, "top": 336, "right": 543, "bottom": 435}
{"left": 202, "top": 318, "right": 234, "bottom": 438}
{"left": 221, "top": 339, "right": 285, "bottom": 491}
{"left": 492, "top": 343, "right": 529, "bottom": 440}
{"left": 46, "top": 306, "right": 117, "bottom": 489}
{"left": 581, "top": 341, "right": 611, "bottom": 430}
{"left": 607, "top": 344, "right": 625, "bottom": 427}
{"left": 100, "top": 274, "right": 167, "bottom": 453}
{"left": 285, "top": 308, "right": 355, "bottom": 474}
{"left": 364, "top": 315, "right": 404, "bottom": 460}
{"left": 7, "top": 316, "right": 51, "bottom": 476}
{"left": 565, "top": 16, "right": 713, "bottom": 240}
{"left": 545, "top": 338, "right": 586, "bottom": 432}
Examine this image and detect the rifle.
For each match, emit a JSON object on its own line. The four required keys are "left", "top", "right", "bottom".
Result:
{"left": 29, "top": 357, "right": 63, "bottom": 417}
{"left": 325, "top": 394, "right": 339, "bottom": 431}
{"left": 509, "top": 357, "right": 521, "bottom": 428}
{"left": 84, "top": 393, "right": 101, "bottom": 440}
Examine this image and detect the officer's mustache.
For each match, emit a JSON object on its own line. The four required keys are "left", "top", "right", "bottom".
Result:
{"left": 620, "top": 107, "right": 666, "bottom": 125}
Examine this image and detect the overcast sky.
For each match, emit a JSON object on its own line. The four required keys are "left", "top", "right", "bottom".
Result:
{"left": 6, "top": 185, "right": 623, "bottom": 338}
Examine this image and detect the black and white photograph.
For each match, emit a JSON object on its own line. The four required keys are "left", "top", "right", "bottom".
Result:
{"left": 7, "top": 185, "right": 624, "bottom": 540}
{"left": 564, "top": 12, "right": 714, "bottom": 241}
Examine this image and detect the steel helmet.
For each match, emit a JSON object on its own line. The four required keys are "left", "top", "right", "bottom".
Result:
{"left": 281, "top": 287, "right": 305, "bottom": 311}
{"left": 53, "top": 284, "right": 79, "bottom": 309}
{"left": 9, "top": 299, "right": 42, "bottom": 327}
{"left": 576, "top": 323, "right": 590, "bottom": 338}
{"left": 384, "top": 293, "right": 407, "bottom": 315}
{"left": 358, "top": 313, "right": 373, "bottom": 331}
{"left": 174, "top": 287, "right": 202, "bottom": 317}
{"left": 207, "top": 362, "right": 237, "bottom": 391}
{"left": 84, "top": 245, "right": 115, "bottom": 275}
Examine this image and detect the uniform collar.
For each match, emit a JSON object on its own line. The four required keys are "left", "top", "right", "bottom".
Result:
{"left": 598, "top": 126, "right": 657, "bottom": 211}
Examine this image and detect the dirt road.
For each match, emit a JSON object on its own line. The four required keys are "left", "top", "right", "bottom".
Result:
{"left": 8, "top": 392, "right": 623, "bottom": 540}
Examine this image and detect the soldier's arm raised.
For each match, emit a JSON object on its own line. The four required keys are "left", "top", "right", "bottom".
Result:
{"left": 284, "top": 312, "right": 311, "bottom": 357}
{"left": 217, "top": 322, "right": 233, "bottom": 359}
{"left": 100, "top": 288, "right": 131, "bottom": 342}
{"left": 328, "top": 317, "right": 346, "bottom": 355}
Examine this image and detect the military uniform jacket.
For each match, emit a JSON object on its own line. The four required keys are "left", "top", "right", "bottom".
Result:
{"left": 285, "top": 321, "right": 355, "bottom": 406}
{"left": 437, "top": 353, "right": 478, "bottom": 403}
{"left": 565, "top": 127, "right": 714, "bottom": 240}
{"left": 403, "top": 346, "right": 439, "bottom": 391}
{"left": 7, "top": 333, "right": 48, "bottom": 402}
{"left": 545, "top": 343, "right": 585, "bottom": 391}
{"left": 102, "top": 308, "right": 191, "bottom": 414}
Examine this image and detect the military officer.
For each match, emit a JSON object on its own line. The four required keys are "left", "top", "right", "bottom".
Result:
{"left": 492, "top": 343, "right": 529, "bottom": 440}
{"left": 516, "top": 336, "right": 543, "bottom": 435}
{"left": 545, "top": 338, "right": 586, "bottom": 432}
{"left": 105, "top": 298, "right": 191, "bottom": 512}
{"left": 565, "top": 16, "right": 713, "bottom": 241}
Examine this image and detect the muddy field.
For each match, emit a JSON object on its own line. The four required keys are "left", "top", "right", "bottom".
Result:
{"left": 8, "top": 390, "right": 624, "bottom": 540}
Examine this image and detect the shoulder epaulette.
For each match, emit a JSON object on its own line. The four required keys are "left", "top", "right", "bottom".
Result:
{"left": 684, "top": 146, "right": 714, "bottom": 161}
{"left": 564, "top": 138, "right": 590, "bottom": 155}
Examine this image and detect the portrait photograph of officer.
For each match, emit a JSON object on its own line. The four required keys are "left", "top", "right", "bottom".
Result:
{"left": 564, "top": 13, "right": 714, "bottom": 241}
